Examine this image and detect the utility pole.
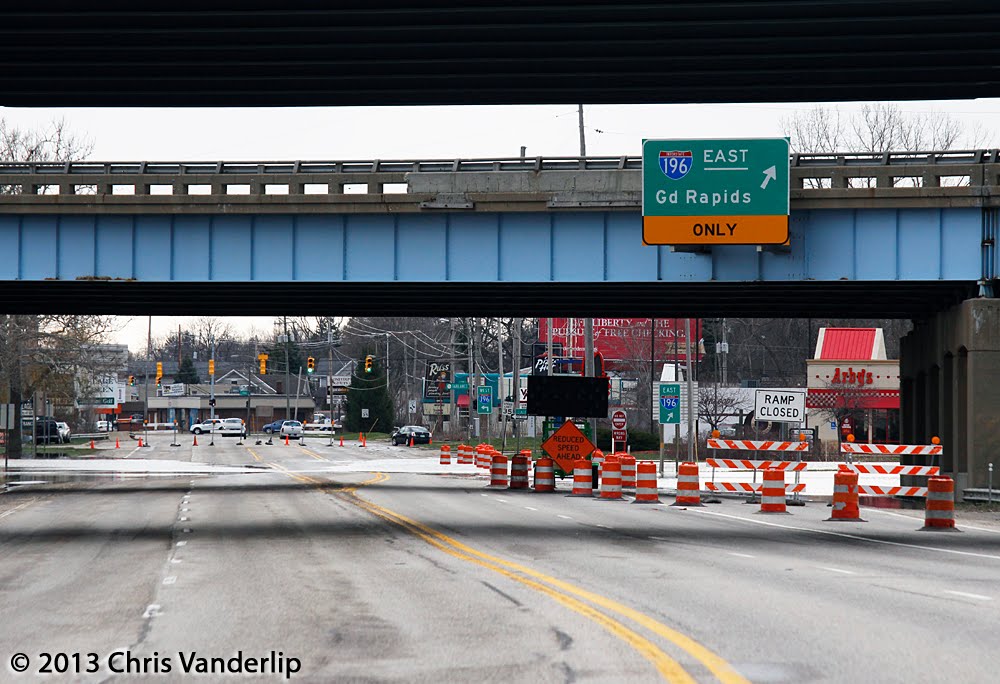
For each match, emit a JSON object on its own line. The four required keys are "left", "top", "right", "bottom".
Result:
{"left": 577, "top": 105, "right": 587, "bottom": 157}
{"left": 328, "top": 328, "right": 335, "bottom": 445}
{"left": 283, "top": 316, "right": 291, "bottom": 421}
{"left": 467, "top": 319, "right": 475, "bottom": 440}
{"left": 584, "top": 318, "right": 595, "bottom": 445}
{"left": 685, "top": 318, "right": 695, "bottom": 462}
{"left": 449, "top": 319, "right": 457, "bottom": 438}
{"left": 144, "top": 315, "right": 151, "bottom": 430}
{"left": 209, "top": 336, "right": 216, "bottom": 446}
{"left": 512, "top": 317, "right": 522, "bottom": 451}
{"left": 498, "top": 318, "right": 506, "bottom": 451}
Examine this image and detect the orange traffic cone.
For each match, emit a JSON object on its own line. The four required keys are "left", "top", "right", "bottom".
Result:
{"left": 193, "top": 434, "right": 198, "bottom": 446}
{"left": 115, "top": 438, "right": 120, "bottom": 449}
{"left": 284, "top": 434, "right": 290, "bottom": 446}
{"left": 90, "top": 439, "right": 95, "bottom": 450}
{"left": 409, "top": 436, "right": 414, "bottom": 447}
{"left": 339, "top": 435, "right": 344, "bottom": 447}
{"left": 361, "top": 434, "right": 367, "bottom": 448}
{"left": 138, "top": 437, "right": 144, "bottom": 448}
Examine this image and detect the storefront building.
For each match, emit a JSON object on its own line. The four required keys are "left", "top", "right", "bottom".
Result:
{"left": 806, "top": 328, "right": 901, "bottom": 444}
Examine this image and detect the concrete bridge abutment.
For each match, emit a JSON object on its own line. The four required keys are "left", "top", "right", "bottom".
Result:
{"left": 901, "top": 298, "right": 1000, "bottom": 496}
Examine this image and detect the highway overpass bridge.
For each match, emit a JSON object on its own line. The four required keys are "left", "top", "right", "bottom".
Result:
{"left": 1, "top": 149, "right": 998, "bottom": 494}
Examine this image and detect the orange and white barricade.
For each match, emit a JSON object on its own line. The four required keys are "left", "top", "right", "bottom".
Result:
{"left": 706, "top": 434, "right": 809, "bottom": 503}
{"left": 489, "top": 454, "right": 508, "bottom": 488}
{"left": 457, "top": 445, "right": 472, "bottom": 464}
{"left": 826, "top": 470, "right": 864, "bottom": 522}
{"left": 570, "top": 460, "right": 592, "bottom": 497}
{"left": 619, "top": 454, "right": 636, "bottom": 490}
{"left": 599, "top": 460, "right": 623, "bottom": 500}
{"left": 476, "top": 444, "right": 490, "bottom": 469}
{"left": 534, "top": 457, "right": 556, "bottom": 492}
{"left": 759, "top": 469, "right": 788, "bottom": 514}
{"left": 673, "top": 461, "right": 702, "bottom": 506}
{"left": 439, "top": 444, "right": 451, "bottom": 465}
{"left": 632, "top": 461, "right": 660, "bottom": 503}
{"left": 923, "top": 477, "right": 956, "bottom": 530}
{"left": 840, "top": 436, "right": 941, "bottom": 498}
{"left": 509, "top": 454, "right": 530, "bottom": 490}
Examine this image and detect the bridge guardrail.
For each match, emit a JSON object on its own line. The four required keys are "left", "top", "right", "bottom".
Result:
{"left": 2, "top": 150, "right": 998, "bottom": 212}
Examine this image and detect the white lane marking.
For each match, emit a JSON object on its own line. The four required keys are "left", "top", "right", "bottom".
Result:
{"left": 819, "top": 566, "right": 856, "bottom": 575}
{"left": 179, "top": 517, "right": 189, "bottom": 522}
{"left": 0, "top": 500, "right": 36, "bottom": 520}
{"left": 170, "top": 559, "right": 182, "bottom": 564}
{"left": 557, "top": 515, "right": 574, "bottom": 520}
{"left": 181, "top": 508, "right": 191, "bottom": 512}
{"left": 944, "top": 590, "right": 992, "bottom": 601}
{"left": 866, "top": 508, "right": 1000, "bottom": 536}
{"left": 176, "top": 541, "right": 187, "bottom": 547}
{"left": 162, "top": 576, "right": 177, "bottom": 585}
{"left": 524, "top": 506, "right": 538, "bottom": 511}
{"left": 728, "top": 552, "right": 755, "bottom": 559}
{"left": 481, "top": 493, "right": 489, "bottom": 497}
{"left": 678, "top": 508, "right": 1000, "bottom": 562}
{"left": 142, "top": 604, "right": 161, "bottom": 618}
{"left": 649, "top": 536, "right": 670, "bottom": 542}
{"left": 596, "top": 524, "right": 613, "bottom": 529}
{"left": 495, "top": 498, "right": 508, "bottom": 503}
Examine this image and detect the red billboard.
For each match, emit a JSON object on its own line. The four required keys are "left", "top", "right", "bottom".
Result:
{"left": 539, "top": 318, "right": 704, "bottom": 364}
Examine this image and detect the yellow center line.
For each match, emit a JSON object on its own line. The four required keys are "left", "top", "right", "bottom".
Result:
{"left": 268, "top": 466, "right": 742, "bottom": 683}
{"left": 297, "top": 444, "right": 328, "bottom": 461}
{"left": 347, "top": 487, "right": 748, "bottom": 684}
{"left": 245, "top": 447, "right": 262, "bottom": 462}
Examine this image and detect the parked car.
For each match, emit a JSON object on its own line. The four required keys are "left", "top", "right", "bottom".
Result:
{"left": 391, "top": 425, "right": 431, "bottom": 446}
{"left": 220, "top": 418, "right": 247, "bottom": 438}
{"left": 56, "top": 421, "right": 72, "bottom": 444}
{"left": 279, "top": 420, "right": 303, "bottom": 438}
{"left": 117, "top": 414, "right": 144, "bottom": 428}
{"left": 189, "top": 418, "right": 224, "bottom": 435}
{"left": 262, "top": 420, "right": 286, "bottom": 434}
{"left": 96, "top": 420, "right": 113, "bottom": 433}
{"left": 34, "top": 417, "right": 62, "bottom": 445}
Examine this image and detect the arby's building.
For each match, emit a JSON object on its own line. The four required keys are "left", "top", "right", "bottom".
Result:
{"left": 806, "top": 328, "right": 901, "bottom": 444}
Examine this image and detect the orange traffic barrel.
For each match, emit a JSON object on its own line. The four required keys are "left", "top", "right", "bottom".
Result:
{"left": 591, "top": 450, "right": 605, "bottom": 491}
{"left": 489, "top": 454, "right": 509, "bottom": 488}
{"left": 509, "top": 454, "right": 530, "bottom": 490}
{"left": 633, "top": 461, "right": 660, "bottom": 503}
{"left": 458, "top": 444, "right": 472, "bottom": 464}
{"left": 599, "top": 459, "right": 623, "bottom": 500}
{"left": 620, "top": 454, "right": 636, "bottom": 489}
{"left": 570, "top": 460, "right": 593, "bottom": 497}
{"left": 673, "top": 461, "right": 702, "bottom": 506}
{"left": 439, "top": 444, "right": 451, "bottom": 465}
{"left": 827, "top": 470, "right": 864, "bottom": 521}
{"left": 476, "top": 445, "right": 489, "bottom": 469}
{"left": 923, "top": 477, "right": 957, "bottom": 530}
{"left": 759, "top": 469, "right": 788, "bottom": 514}
{"left": 534, "top": 457, "right": 556, "bottom": 492}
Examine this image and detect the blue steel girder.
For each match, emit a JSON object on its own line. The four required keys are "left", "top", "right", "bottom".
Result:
{"left": 0, "top": 208, "right": 983, "bottom": 285}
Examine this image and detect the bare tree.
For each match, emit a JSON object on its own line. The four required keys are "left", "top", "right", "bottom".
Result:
{"left": 698, "top": 386, "right": 753, "bottom": 433}
{"left": 0, "top": 118, "right": 94, "bottom": 194}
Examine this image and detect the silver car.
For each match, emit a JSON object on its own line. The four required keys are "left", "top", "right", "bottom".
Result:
{"left": 279, "top": 420, "right": 303, "bottom": 437}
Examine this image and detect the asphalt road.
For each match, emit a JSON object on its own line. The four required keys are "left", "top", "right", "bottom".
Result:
{"left": 0, "top": 434, "right": 998, "bottom": 683}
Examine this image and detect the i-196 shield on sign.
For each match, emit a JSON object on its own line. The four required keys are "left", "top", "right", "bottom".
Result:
{"left": 659, "top": 150, "right": 693, "bottom": 180}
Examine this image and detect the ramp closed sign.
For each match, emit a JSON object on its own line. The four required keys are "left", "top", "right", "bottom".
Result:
{"left": 753, "top": 389, "right": 806, "bottom": 424}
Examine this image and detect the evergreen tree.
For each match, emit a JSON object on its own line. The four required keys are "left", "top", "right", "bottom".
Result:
{"left": 343, "top": 350, "right": 393, "bottom": 434}
{"left": 175, "top": 356, "right": 200, "bottom": 384}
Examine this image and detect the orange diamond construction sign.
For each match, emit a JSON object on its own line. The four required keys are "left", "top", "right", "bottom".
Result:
{"left": 541, "top": 421, "right": 596, "bottom": 474}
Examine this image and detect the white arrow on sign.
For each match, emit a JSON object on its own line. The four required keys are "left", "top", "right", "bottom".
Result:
{"left": 760, "top": 165, "right": 777, "bottom": 190}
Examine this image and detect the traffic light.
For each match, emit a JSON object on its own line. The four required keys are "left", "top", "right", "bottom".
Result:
{"left": 364, "top": 355, "right": 373, "bottom": 373}
{"left": 307, "top": 356, "right": 315, "bottom": 374}
{"left": 208, "top": 359, "right": 215, "bottom": 376}
{"left": 209, "top": 397, "right": 216, "bottom": 407}
{"left": 128, "top": 375, "right": 135, "bottom": 386}
{"left": 155, "top": 362, "right": 163, "bottom": 387}
{"left": 258, "top": 353, "right": 268, "bottom": 375}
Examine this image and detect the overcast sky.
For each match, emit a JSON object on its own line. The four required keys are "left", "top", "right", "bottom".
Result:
{"left": 4, "top": 99, "right": 998, "bottom": 352}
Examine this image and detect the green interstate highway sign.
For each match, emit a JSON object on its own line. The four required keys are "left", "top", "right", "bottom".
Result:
{"left": 642, "top": 138, "right": 790, "bottom": 246}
